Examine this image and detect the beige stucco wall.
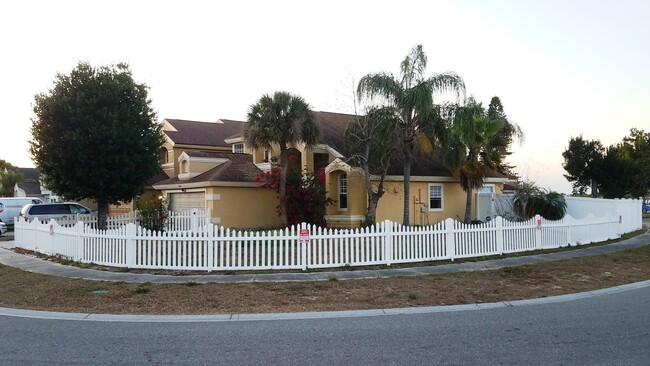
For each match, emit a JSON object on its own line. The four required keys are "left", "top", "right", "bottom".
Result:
{"left": 207, "top": 186, "right": 281, "bottom": 229}
{"left": 375, "top": 181, "right": 505, "bottom": 225}
{"left": 168, "top": 145, "right": 231, "bottom": 177}
{"left": 190, "top": 161, "right": 220, "bottom": 175}
{"left": 376, "top": 181, "right": 473, "bottom": 225}
{"left": 324, "top": 170, "right": 367, "bottom": 228}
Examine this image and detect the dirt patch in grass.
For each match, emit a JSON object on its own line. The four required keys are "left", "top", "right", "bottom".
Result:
{"left": 1, "top": 243, "right": 649, "bottom": 315}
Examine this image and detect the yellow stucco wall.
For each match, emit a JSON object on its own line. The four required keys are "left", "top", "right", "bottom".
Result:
{"left": 376, "top": 181, "right": 473, "bottom": 225}
{"left": 207, "top": 186, "right": 281, "bottom": 229}
{"left": 191, "top": 161, "right": 219, "bottom": 174}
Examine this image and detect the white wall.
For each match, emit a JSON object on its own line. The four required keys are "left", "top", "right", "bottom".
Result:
{"left": 565, "top": 197, "right": 642, "bottom": 234}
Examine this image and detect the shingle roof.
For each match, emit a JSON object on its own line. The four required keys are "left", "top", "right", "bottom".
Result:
{"left": 154, "top": 153, "right": 262, "bottom": 186}
{"left": 15, "top": 181, "right": 41, "bottom": 195}
{"left": 7, "top": 167, "right": 40, "bottom": 181}
{"left": 146, "top": 170, "right": 172, "bottom": 186}
{"left": 164, "top": 119, "right": 244, "bottom": 147}
{"left": 310, "top": 111, "right": 357, "bottom": 154}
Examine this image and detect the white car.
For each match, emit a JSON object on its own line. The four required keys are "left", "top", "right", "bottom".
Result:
{"left": 0, "top": 222, "right": 6, "bottom": 235}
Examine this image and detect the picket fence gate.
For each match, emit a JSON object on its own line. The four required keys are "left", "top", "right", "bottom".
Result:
{"left": 13, "top": 212, "right": 629, "bottom": 272}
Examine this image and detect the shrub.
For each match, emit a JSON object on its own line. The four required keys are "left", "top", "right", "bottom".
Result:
{"left": 255, "top": 157, "right": 334, "bottom": 227}
{"left": 137, "top": 196, "right": 168, "bottom": 231}
{"left": 513, "top": 181, "right": 566, "bottom": 221}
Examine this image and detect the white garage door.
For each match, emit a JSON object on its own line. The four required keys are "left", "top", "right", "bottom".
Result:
{"left": 169, "top": 192, "right": 205, "bottom": 212}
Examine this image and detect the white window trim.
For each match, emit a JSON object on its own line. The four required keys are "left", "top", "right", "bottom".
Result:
{"left": 232, "top": 143, "right": 245, "bottom": 154}
{"left": 338, "top": 173, "right": 348, "bottom": 211}
{"left": 479, "top": 184, "right": 495, "bottom": 194}
{"left": 428, "top": 183, "right": 444, "bottom": 212}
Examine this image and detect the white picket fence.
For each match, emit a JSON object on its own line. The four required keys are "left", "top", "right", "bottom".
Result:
{"left": 13, "top": 212, "right": 632, "bottom": 271}
{"left": 29, "top": 209, "right": 210, "bottom": 231}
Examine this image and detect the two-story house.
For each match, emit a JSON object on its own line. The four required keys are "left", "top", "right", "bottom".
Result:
{"left": 150, "top": 111, "right": 508, "bottom": 229}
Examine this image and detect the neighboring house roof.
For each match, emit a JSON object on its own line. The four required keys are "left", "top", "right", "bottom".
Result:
{"left": 164, "top": 119, "right": 245, "bottom": 147}
{"left": 6, "top": 167, "right": 40, "bottom": 181}
{"left": 153, "top": 153, "right": 262, "bottom": 187}
{"left": 15, "top": 181, "right": 41, "bottom": 195}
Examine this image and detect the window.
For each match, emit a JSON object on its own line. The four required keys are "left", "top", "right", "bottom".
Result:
{"left": 428, "top": 184, "right": 443, "bottom": 211}
{"left": 339, "top": 173, "right": 348, "bottom": 210}
{"left": 479, "top": 185, "right": 495, "bottom": 194}
{"left": 160, "top": 147, "right": 169, "bottom": 164}
{"left": 264, "top": 149, "right": 271, "bottom": 162}
{"left": 233, "top": 143, "right": 244, "bottom": 154}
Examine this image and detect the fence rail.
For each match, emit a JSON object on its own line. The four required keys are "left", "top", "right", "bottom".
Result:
{"left": 13, "top": 211, "right": 636, "bottom": 272}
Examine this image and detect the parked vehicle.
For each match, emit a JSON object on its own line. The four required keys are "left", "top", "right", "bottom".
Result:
{"left": 0, "top": 222, "right": 6, "bottom": 235}
{"left": 19, "top": 203, "right": 96, "bottom": 223}
{"left": 0, "top": 197, "right": 44, "bottom": 226}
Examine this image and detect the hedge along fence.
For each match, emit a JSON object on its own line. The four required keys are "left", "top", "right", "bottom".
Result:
{"left": 12, "top": 212, "right": 634, "bottom": 272}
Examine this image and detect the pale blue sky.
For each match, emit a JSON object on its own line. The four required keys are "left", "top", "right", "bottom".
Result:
{"left": 1, "top": 0, "right": 648, "bottom": 194}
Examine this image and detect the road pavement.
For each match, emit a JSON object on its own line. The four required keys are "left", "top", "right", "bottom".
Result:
{"left": 1, "top": 282, "right": 649, "bottom": 365}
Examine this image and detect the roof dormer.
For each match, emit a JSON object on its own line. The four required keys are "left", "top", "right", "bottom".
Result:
{"left": 177, "top": 151, "right": 229, "bottom": 181}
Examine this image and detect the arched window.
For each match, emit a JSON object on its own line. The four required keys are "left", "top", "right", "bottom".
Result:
{"left": 160, "top": 147, "right": 169, "bottom": 164}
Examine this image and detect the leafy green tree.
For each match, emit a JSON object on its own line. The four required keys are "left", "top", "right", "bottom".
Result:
{"left": 345, "top": 107, "right": 399, "bottom": 225}
{"left": 512, "top": 181, "right": 566, "bottom": 221}
{"left": 599, "top": 143, "right": 637, "bottom": 198}
{"left": 0, "top": 159, "right": 15, "bottom": 171}
{"left": 440, "top": 98, "right": 503, "bottom": 223}
{"left": 622, "top": 128, "right": 650, "bottom": 203}
{"left": 243, "top": 91, "right": 320, "bottom": 227}
{"left": 562, "top": 136, "right": 604, "bottom": 197}
{"left": 357, "top": 45, "right": 465, "bottom": 225}
{"left": 30, "top": 62, "right": 164, "bottom": 229}
{"left": 0, "top": 160, "right": 21, "bottom": 197}
{"left": 486, "top": 96, "right": 525, "bottom": 176}
{"left": 0, "top": 170, "right": 23, "bottom": 197}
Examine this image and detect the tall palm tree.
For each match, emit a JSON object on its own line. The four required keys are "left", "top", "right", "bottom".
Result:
{"left": 243, "top": 91, "right": 319, "bottom": 226}
{"left": 357, "top": 45, "right": 465, "bottom": 225}
{"left": 441, "top": 99, "right": 503, "bottom": 223}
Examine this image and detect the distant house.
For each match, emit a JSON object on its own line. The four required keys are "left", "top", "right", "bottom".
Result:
{"left": 10, "top": 167, "right": 97, "bottom": 210}
{"left": 150, "top": 112, "right": 508, "bottom": 228}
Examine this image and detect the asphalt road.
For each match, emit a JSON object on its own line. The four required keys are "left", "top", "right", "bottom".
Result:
{"left": 1, "top": 284, "right": 649, "bottom": 366}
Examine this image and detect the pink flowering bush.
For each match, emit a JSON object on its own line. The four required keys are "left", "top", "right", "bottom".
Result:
{"left": 255, "top": 158, "right": 333, "bottom": 227}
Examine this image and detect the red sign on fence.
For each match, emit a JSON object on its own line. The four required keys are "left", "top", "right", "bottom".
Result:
{"left": 49, "top": 224, "right": 53, "bottom": 235}
{"left": 536, "top": 219, "right": 542, "bottom": 230}
{"left": 299, "top": 229, "right": 310, "bottom": 244}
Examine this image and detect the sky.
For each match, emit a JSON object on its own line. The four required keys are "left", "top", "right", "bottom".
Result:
{"left": 1, "top": 0, "right": 648, "bottom": 194}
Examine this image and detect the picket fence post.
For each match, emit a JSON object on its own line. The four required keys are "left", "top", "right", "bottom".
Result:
{"left": 566, "top": 215, "right": 572, "bottom": 246}
{"left": 75, "top": 222, "right": 85, "bottom": 261}
{"left": 125, "top": 223, "right": 136, "bottom": 268}
{"left": 495, "top": 216, "right": 504, "bottom": 255}
{"left": 535, "top": 215, "right": 542, "bottom": 250}
{"left": 383, "top": 220, "right": 393, "bottom": 266}
{"left": 207, "top": 223, "right": 215, "bottom": 271}
{"left": 300, "top": 223, "right": 307, "bottom": 270}
{"left": 190, "top": 209, "right": 199, "bottom": 231}
{"left": 445, "top": 218, "right": 456, "bottom": 261}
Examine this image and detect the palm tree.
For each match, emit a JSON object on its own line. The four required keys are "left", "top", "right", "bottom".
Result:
{"left": 243, "top": 91, "right": 319, "bottom": 226}
{"left": 513, "top": 181, "right": 566, "bottom": 221}
{"left": 441, "top": 99, "right": 503, "bottom": 223}
{"left": 357, "top": 45, "right": 465, "bottom": 225}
